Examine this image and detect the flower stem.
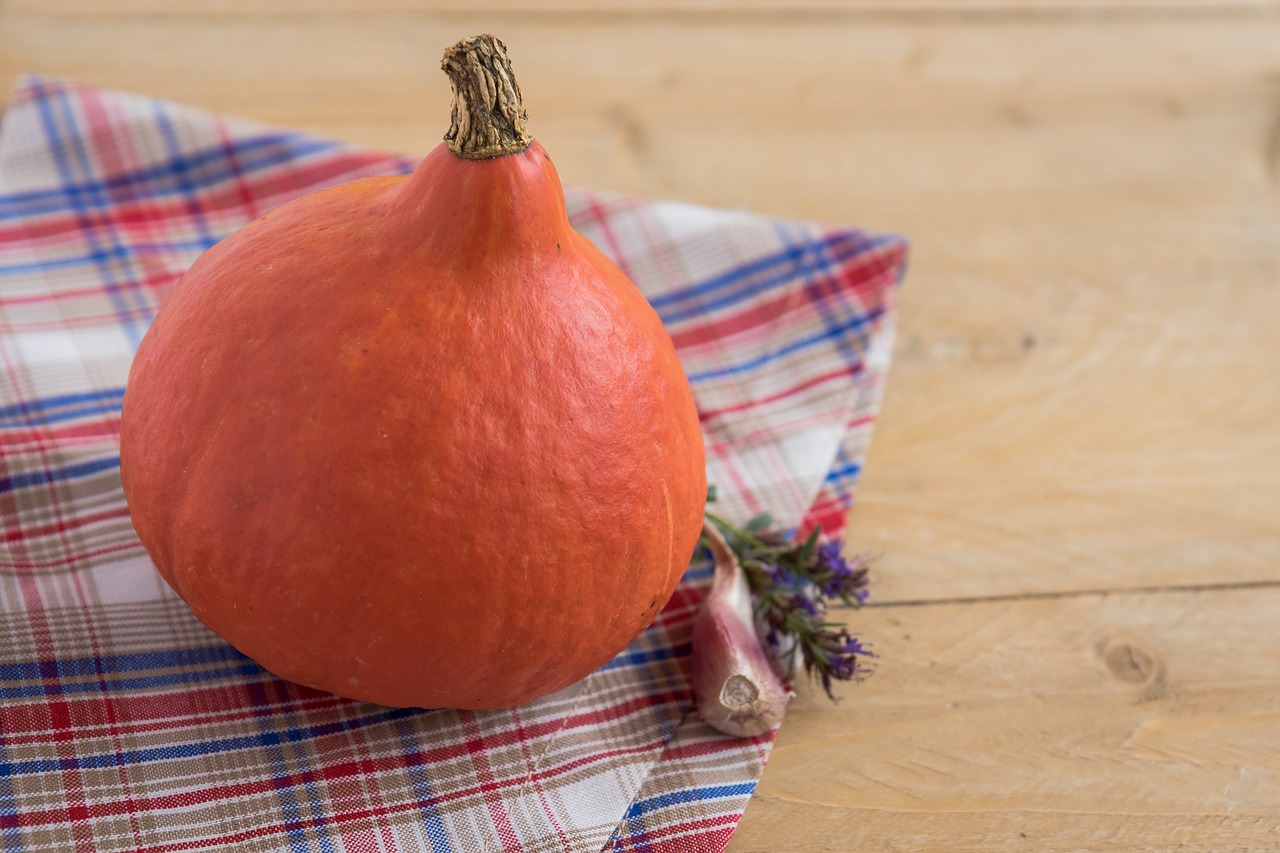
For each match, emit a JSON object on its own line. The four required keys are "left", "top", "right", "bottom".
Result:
{"left": 701, "top": 509, "right": 874, "bottom": 701}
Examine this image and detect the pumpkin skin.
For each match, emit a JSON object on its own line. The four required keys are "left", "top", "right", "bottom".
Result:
{"left": 119, "top": 132, "right": 707, "bottom": 709}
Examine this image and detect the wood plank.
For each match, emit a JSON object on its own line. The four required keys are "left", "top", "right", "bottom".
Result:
{"left": 730, "top": 587, "right": 1280, "bottom": 851}
{"left": 6, "top": 0, "right": 1280, "bottom": 16}
{"left": 3, "top": 16, "right": 1276, "bottom": 601}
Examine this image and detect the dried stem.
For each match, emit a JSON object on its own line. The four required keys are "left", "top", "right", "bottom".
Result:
{"left": 441, "top": 34, "right": 532, "bottom": 160}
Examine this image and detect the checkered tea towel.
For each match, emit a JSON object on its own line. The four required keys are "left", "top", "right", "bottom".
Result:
{"left": 0, "top": 75, "right": 907, "bottom": 852}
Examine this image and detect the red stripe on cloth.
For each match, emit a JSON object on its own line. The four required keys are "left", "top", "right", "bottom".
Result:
{"left": 344, "top": 702, "right": 401, "bottom": 852}
{"left": 669, "top": 289, "right": 809, "bottom": 351}
{"left": 214, "top": 117, "right": 265, "bottom": 222}
{"left": 834, "top": 239, "right": 908, "bottom": 303}
{"left": 655, "top": 582, "right": 704, "bottom": 620}
{"left": 125, "top": 800, "right": 436, "bottom": 853}
{"left": 703, "top": 446, "right": 764, "bottom": 519}
{"left": 2, "top": 541, "right": 143, "bottom": 572}
{"left": 3, "top": 505, "right": 129, "bottom": 544}
{"left": 699, "top": 365, "right": 863, "bottom": 423}
{"left": 0, "top": 421, "right": 122, "bottom": 449}
{"left": 800, "top": 497, "right": 853, "bottom": 537}
{"left": 649, "top": 731, "right": 776, "bottom": 765}
{"left": 0, "top": 154, "right": 405, "bottom": 255}
{"left": 809, "top": 241, "right": 904, "bottom": 301}
{"left": 508, "top": 705, "right": 573, "bottom": 851}
{"left": 8, "top": 718, "right": 679, "bottom": 843}
{"left": 1, "top": 685, "right": 688, "bottom": 757}
{"left": 0, "top": 271, "right": 178, "bottom": 310}
{"left": 1, "top": 312, "right": 156, "bottom": 333}
{"left": 462, "top": 708, "right": 558, "bottom": 851}
{"left": 580, "top": 196, "right": 636, "bottom": 280}
{"left": 714, "top": 408, "right": 847, "bottom": 454}
{"left": 609, "top": 813, "right": 742, "bottom": 852}
{"left": 0, "top": 689, "right": 347, "bottom": 745}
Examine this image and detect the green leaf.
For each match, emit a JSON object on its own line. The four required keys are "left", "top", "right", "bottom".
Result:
{"left": 796, "top": 525, "right": 822, "bottom": 562}
{"left": 706, "top": 484, "right": 718, "bottom": 503}
{"left": 698, "top": 503, "right": 873, "bottom": 701}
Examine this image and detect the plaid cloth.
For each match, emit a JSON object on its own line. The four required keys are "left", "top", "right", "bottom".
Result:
{"left": 0, "top": 75, "right": 907, "bottom": 852}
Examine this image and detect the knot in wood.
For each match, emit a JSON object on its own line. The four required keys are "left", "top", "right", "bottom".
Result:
{"left": 1097, "top": 632, "right": 1167, "bottom": 699}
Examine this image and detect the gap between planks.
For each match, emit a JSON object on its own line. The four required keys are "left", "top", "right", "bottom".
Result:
{"left": 865, "top": 578, "right": 1280, "bottom": 609}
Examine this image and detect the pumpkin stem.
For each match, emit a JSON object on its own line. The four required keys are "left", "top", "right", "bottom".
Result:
{"left": 442, "top": 34, "right": 533, "bottom": 160}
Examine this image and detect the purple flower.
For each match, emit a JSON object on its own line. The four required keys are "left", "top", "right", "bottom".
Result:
{"left": 817, "top": 541, "right": 849, "bottom": 574}
{"left": 764, "top": 563, "right": 802, "bottom": 587}
{"left": 815, "top": 540, "right": 869, "bottom": 601}
{"left": 788, "top": 592, "right": 821, "bottom": 618}
{"left": 839, "top": 635, "right": 873, "bottom": 658}
{"left": 807, "top": 627, "right": 874, "bottom": 698}
{"left": 703, "top": 511, "right": 875, "bottom": 702}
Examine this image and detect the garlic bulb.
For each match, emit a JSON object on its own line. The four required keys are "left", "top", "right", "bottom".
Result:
{"left": 691, "top": 521, "right": 792, "bottom": 738}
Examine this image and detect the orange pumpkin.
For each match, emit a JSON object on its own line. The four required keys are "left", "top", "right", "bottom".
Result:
{"left": 119, "top": 35, "right": 706, "bottom": 710}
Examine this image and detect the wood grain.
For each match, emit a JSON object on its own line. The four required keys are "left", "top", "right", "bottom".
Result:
{"left": 2, "top": 2, "right": 1278, "bottom": 850}
{"left": 735, "top": 589, "right": 1280, "bottom": 850}
{"left": 7, "top": 0, "right": 1280, "bottom": 15}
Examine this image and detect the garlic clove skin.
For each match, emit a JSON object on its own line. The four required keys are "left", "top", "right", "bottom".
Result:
{"left": 692, "top": 520, "right": 793, "bottom": 738}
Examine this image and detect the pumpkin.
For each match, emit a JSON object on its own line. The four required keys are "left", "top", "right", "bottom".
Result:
{"left": 119, "top": 34, "right": 707, "bottom": 710}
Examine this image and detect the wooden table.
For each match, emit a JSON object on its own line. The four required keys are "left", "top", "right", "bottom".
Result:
{"left": 4, "top": 2, "right": 1279, "bottom": 849}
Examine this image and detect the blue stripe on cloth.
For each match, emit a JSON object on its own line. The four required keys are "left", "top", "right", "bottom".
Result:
{"left": 35, "top": 82, "right": 147, "bottom": 346}
{"left": 675, "top": 551, "right": 713, "bottom": 584}
{"left": 624, "top": 782, "right": 757, "bottom": 819}
{"left": 151, "top": 102, "right": 219, "bottom": 254}
{"left": 685, "top": 305, "right": 883, "bottom": 384}
{"left": 0, "top": 387, "right": 125, "bottom": 424}
{"left": 649, "top": 231, "right": 896, "bottom": 326}
{"left": 0, "top": 644, "right": 244, "bottom": 682}
{"left": 611, "top": 782, "right": 759, "bottom": 849}
{"left": 0, "top": 133, "right": 341, "bottom": 223}
{"left": 801, "top": 223, "right": 881, "bottom": 381}
{"left": 0, "top": 729, "right": 16, "bottom": 852}
{"left": 680, "top": 563, "right": 713, "bottom": 584}
{"left": 648, "top": 242, "right": 815, "bottom": 308}
{"left": 0, "top": 455, "right": 119, "bottom": 494}
{"left": 652, "top": 243, "right": 830, "bottom": 327}
{"left": 0, "top": 239, "right": 215, "bottom": 275}
{"left": 598, "top": 642, "right": 692, "bottom": 672}
{"left": 0, "top": 706, "right": 420, "bottom": 778}
{"left": 393, "top": 718, "right": 456, "bottom": 853}
{"left": 0, "top": 663, "right": 265, "bottom": 700}
{"left": 825, "top": 458, "right": 862, "bottom": 484}
{"left": 648, "top": 232, "right": 858, "bottom": 311}
{"left": 244, "top": 680, "right": 333, "bottom": 853}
